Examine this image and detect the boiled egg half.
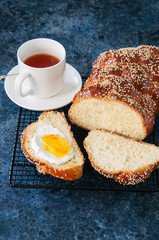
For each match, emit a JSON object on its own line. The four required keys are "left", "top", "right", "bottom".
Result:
{"left": 31, "top": 125, "right": 74, "bottom": 164}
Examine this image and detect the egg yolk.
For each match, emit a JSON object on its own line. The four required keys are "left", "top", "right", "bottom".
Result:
{"left": 41, "top": 134, "right": 72, "bottom": 158}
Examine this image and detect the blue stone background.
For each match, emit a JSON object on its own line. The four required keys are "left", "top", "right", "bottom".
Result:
{"left": 0, "top": 0, "right": 159, "bottom": 239}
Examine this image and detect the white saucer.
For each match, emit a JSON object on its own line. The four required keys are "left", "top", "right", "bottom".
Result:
{"left": 5, "top": 63, "right": 82, "bottom": 111}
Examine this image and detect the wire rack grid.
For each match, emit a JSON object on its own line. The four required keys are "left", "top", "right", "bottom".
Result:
{"left": 9, "top": 85, "right": 159, "bottom": 192}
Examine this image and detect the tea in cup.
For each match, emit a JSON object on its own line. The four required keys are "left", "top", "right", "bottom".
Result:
{"left": 15, "top": 38, "right": 66, "bottom": 98}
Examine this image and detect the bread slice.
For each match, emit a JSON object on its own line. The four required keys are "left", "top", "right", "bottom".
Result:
{"left": 21, "top": 111, "right": 85, "bottom": 181}
{"left": 84, "top": 130, "right": 159, "bottom": 185}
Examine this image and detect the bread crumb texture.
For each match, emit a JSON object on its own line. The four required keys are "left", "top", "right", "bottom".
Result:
{"left": 69, "top": 98, "right": 146, "bottom": 140}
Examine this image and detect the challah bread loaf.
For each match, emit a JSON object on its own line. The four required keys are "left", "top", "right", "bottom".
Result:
{"left": 84, "top": 130, "right": 159, "bottom": 185}
{"left": 21, "top": 111, "right": 85, "bottom": 181}
{"left": 69, "top": 45, "right": 159, "bottom": 140}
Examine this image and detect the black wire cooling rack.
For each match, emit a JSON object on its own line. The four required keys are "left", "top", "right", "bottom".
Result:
{"left": 9, "top": 105, "right": 159, "bottom": 192}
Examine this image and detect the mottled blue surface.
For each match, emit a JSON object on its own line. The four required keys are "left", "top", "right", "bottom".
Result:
{"left": 0, "top": 0, "right": 159, "bottom": 239}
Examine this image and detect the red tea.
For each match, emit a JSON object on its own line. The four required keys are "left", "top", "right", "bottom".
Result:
{"left": 24, "top": 54, "right": 60, "bottom": 68}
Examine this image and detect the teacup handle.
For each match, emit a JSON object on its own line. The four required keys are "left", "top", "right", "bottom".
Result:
{"left": 15, "top": 71, "right": 34, "bottom": 97}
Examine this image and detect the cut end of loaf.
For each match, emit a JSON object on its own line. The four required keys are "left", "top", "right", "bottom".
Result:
{"left": 69, "top": 98, "right": 146, "bottom": 140}
{"left": 84, "top": 130, "right": 159, "bottom": 185}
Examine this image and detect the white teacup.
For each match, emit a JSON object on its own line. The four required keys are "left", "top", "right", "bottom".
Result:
{"left": 15, "top": 38, "right": 66, "bottom": 98}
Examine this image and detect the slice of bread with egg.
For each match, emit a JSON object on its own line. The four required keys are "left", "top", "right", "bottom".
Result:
{"left": 21, "top": 110, "right": 85, "bottom": 181}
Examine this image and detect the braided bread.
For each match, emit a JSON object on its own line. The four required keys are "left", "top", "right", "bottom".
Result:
{"left": 69, "top": 45, "right": 159, "bottom": 140}
{"left": 92, "top": 45, "right": 159, "bottom": 81}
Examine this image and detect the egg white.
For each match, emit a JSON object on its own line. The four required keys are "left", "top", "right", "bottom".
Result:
{"left": 31, "top": 125, "right": 74, "bottom": 165}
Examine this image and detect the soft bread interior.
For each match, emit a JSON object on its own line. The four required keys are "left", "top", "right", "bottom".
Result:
{"left": 69, "top": 98, "right": 146, "bottom": 140}
{"left": 23, "top": 111, "right": 84, "bottom": 169}
{"left": 84, "top": 130, "right": 159, "bottom": 173}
